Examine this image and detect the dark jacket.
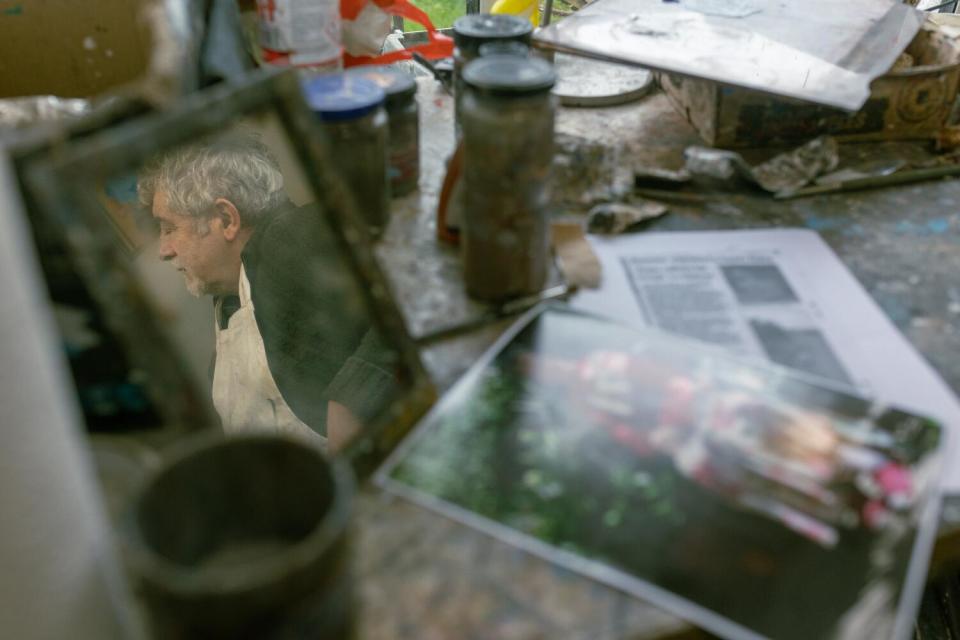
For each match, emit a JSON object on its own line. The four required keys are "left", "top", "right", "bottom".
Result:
{"left": 234, "top": 202, "right": 398, "bottom": 436}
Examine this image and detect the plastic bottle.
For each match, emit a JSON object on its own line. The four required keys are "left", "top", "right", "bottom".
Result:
{"left": 256, "top": 0, "right": 343, "bottom": 72}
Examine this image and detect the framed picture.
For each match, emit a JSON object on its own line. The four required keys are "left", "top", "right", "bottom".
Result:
{"left": 17, "top": 68, "right": 434, "bottom": 478}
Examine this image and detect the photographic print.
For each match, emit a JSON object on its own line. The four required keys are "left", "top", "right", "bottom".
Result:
{"left": 378, "top": 305, "right": 944, "bottom": 640}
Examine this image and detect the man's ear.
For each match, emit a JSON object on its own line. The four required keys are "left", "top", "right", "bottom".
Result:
{"left": 213, "top": 198, "right": 243, "bottom": 241}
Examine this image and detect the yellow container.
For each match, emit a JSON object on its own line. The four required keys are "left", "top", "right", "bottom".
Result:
{"left": 490, "top": 0, "right": 539, "bottom": 27}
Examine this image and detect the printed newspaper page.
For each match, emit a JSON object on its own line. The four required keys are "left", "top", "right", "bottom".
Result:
{"left": 619, "top": 252, "right": 853, "bottom": 387}
{"left": 571, "top": 229, "right": 960, "bottom": 492}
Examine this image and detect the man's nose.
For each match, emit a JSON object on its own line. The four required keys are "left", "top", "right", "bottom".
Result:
{"left": 157, "top": 238, "right": 175, "bottom": 261}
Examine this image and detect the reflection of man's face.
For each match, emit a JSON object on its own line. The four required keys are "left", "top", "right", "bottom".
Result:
{"left": 153, "top": 190, "right": 238, "bottom": 297}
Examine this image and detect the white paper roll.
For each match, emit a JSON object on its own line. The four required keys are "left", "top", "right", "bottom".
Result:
{"left": 0, "top": 154, "right": 143, "bottom": 639}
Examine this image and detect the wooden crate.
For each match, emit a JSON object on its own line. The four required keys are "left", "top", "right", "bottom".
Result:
{"left": 660, "top": 18, "right": 960, "bottom": 148}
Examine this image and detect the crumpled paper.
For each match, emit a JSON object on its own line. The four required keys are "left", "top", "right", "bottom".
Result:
{"left": 682, "top": 136, "right": 840, "bottom": 196}
{"left": 587, "top": 200, "right": 669, "bottom": 234}
{"left": 751, "top": 136, "right": 840, "bottom": 193}
{"left": 552, "top": 222, "right": 603, "bottom": 288}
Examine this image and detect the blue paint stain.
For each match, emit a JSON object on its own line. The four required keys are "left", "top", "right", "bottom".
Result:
{"left": 842, "top": 223, "right": 866, "bottom": 238}
{"left": 2, "top": 4, "right": 22, "bottom": 15}
{"left": 927, "top": 217, "right": 951, "bottom": 234}
{"left": 875, "top": 293, "right": 912, "bottom": 329}
{"left": 803, "top": 214, "right": 847, "bottom": 232}
{"left": 893, "top": 218, "right": 952, "bottom": 236}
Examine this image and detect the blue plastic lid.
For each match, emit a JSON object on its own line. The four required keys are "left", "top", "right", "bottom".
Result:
{"left": 301, "top": 74, "right": 386, "bottom": 122}
{"left": 345, "top": 66, "right": 417, "bottom": 107}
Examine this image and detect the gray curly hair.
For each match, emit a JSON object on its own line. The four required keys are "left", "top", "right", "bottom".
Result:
{"left": 138, "top": 133, "right": 287, "bottom": 231}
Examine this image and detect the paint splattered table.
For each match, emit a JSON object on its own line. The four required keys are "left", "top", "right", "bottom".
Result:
{"left": 360, "top": 77, "right": 960, "bottom": 639}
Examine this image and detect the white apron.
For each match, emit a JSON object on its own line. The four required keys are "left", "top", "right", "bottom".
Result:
{"left": 211, "top": 265, "right": 325, "bottom": 447}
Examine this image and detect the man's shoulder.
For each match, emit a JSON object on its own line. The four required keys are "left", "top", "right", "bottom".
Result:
{"left": 259, "top": 202, "right": 323, "bottom": 238}
{"left": 245, "top": 202, "right": 329, "bottom": 262}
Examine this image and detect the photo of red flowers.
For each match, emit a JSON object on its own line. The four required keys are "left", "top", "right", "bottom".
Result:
{"left": 379, "top": 305, "right": 945, "bottom": 640}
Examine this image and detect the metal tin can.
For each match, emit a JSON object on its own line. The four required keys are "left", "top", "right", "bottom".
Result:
{"left": 460, "top": 55, "right": 557, "bottom": 301}
{"left": 302, "top": 74, "right": 390, "bottom": 235}
{"left": 346, "top": 66, "right": 420, "bottom": 197}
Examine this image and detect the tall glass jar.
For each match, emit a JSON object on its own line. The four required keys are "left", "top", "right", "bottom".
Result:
{"left": 302, "top": 74, "right": 391, "bottom": 236}
{"left": 452, "top": 14, "right": 532, "bottom": 138}
{"left": 346, "top": 66, "right": 420, "bottom": 197}
{"left": 460, "top": 55, "right": 557, "bottom": 301}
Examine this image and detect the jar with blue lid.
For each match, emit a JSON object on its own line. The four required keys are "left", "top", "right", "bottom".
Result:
{"left": 345, "top": 66, "right": 420, "bottom": 197}
{"left": 302, "top": 74, "right": 390, "bottom": 235}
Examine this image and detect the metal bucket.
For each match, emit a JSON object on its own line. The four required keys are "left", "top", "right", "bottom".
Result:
{"left": 122, "top": 433, "right": 355, "bottom": 639}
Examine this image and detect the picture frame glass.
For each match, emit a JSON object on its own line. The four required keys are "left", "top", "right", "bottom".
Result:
{"left": 19, "top": 70, "right": 433, "bottom": 481}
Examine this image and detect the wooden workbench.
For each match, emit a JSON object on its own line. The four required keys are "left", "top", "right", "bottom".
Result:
{"left": 356, "top": 77, "right": 960, "bottom": 639}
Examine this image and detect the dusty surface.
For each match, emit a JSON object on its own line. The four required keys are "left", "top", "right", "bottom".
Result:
{"left": 364, "top": 77, "right": 960, "bottom": 639}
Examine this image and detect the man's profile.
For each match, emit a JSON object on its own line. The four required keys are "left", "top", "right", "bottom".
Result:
{"left": 138, "top": 132, "right": 398, "bottom": 450}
